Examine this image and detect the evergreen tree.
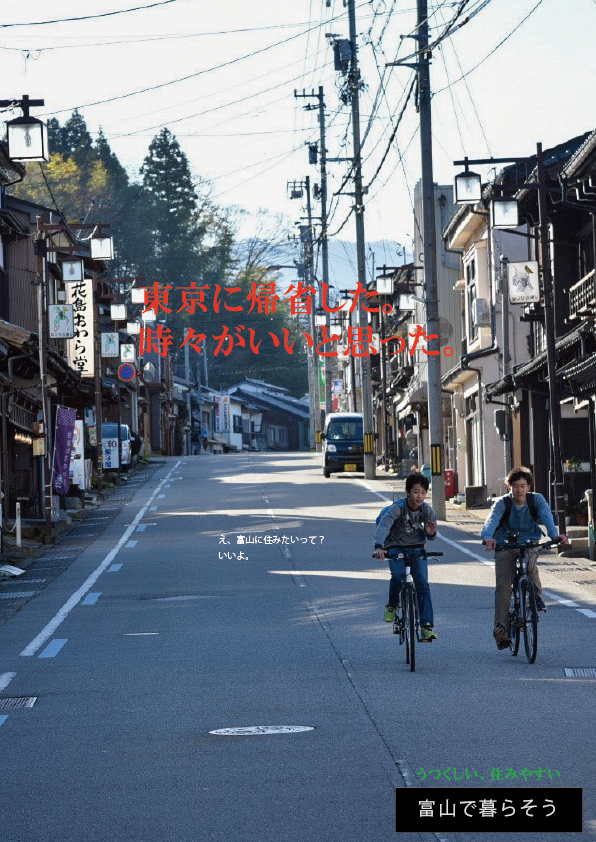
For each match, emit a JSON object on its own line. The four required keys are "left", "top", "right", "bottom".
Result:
{"left": 61, "top": 110, "right": 96, "bottom": 169}
{"left": 96, "top": 128, "right": 129, "bottom": 190}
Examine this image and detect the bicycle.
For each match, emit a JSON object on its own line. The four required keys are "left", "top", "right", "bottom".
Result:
{"left": 498, "top": 536, "right": 562, "bottom": 664}
{"left": 374, "top": 548, "right": 443, "bottom": 672}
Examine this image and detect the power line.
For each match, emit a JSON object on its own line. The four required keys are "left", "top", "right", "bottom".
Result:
{"left": 111, "top": 60, "right": 332, "bottom": 139}
{"left": 0, "top": 0, "right": 189, "bottom": 29}
{"left": 45, "top": 4, "right": 371, "bottom": 116}
{"left": 434, "top": 0, "right": 545, "bottom": 94}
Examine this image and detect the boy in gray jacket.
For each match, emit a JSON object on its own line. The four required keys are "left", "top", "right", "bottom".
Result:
{"left": 374, "top": 472, "right": 438, "bottom": 641}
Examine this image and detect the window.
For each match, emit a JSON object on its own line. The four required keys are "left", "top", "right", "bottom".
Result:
{"left": 326, "top": 419, "right": 363, "bottom": 440}
{"left": 233, "top": 415, "right": 243, "bottom": 433}
{"left": 466, "top": 258, "right": 478, "bottom": 341}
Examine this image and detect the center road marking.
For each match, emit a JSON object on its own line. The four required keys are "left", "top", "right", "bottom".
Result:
{"left": 0, "top": 672, "right": 16, "bottom": 692}
{"left": 20, "top": 461, "right": 182, "bottom": 657}
{"left": 38, "top": 639, "right": 68, "bottom": 658}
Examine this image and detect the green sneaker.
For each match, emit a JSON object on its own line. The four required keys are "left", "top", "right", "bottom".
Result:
{"left": 421, "top": 624, "right": 437, "bottom": 641}
{"left": 384, "top": 604, "right": 396, "bottom": 623}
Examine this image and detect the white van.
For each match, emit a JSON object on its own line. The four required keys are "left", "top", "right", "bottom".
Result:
{"left": 102, "top": 423, "right": 131, "bottom": 471}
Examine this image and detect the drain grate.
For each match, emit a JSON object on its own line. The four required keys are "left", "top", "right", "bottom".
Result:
{"left": 0, "top": 696, "right": 37, "bottom": 709}
{"left": 564, "top": 668, "right": 596, "bottom": 678}
{"left": 0, "top": 591, "right": 38, "bottom": 599}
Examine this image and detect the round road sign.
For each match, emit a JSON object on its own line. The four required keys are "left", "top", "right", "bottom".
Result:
{"left": 118, "top": 363, "right": 137, "bottom": 382}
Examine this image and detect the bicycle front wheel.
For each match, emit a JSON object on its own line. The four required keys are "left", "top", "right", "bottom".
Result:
{"left": 404, "top": 588, "right": 416, "bottom": 672}
{"left": 521, "top": 579, "right": 538, "bottom": 663}
{"left": 508, "top": 589, "right": 520, "bottom": 656}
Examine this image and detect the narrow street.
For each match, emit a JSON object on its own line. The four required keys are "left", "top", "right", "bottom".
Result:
{"left": 0, "top": 454, "right": 593, "bottom": 842}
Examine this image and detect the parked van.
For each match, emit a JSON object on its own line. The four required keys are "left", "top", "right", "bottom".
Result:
{"left": 102, "top": 423, "right": 131, "bottom": 471}
{"left": 321, "top": 412, "right": 364, "bottom": 478}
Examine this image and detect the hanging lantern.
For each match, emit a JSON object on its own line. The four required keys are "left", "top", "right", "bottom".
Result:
{"left": 110, "top": 304, "right": 127, "bottom": 321}
{"left": 90, "top": 234, "right": 114, "bottom": 260}
{"left": 61, "top": 258, "right": 85, "bottom": 283}
{"left": 7, "top": 114, "right": 49, "bottom": 162}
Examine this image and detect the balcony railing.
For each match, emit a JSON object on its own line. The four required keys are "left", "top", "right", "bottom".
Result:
{"left": 569, "top": 269, "right": 596, "bottom": 321}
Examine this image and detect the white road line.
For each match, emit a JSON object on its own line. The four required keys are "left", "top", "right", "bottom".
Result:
{"left": 126, "top": 540, "right": 138, "bottom": 548}
{"left": 576, "top": 608, "right": 596, "bottom": 619}
{"left": 543, "top": 591, "right": 579, "bottom": 608}
{"left": 20, "top": 461, "right": 182, "bottom": 657}
{"left": 0, "top": 672, "right": 16, "bottom": 692}
{"left": 436, "top": 533, "right": 493, "bottom": 566}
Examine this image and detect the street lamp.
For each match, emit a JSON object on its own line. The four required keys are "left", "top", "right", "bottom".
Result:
{"left": 90, "top": 232, "right": 115, "bottom": 261}
{"left": 315, "top": 307, "right": 326, "bottom": 327}
{"left": 454, "top": 160, "right": 482, "bottom": 205}
{"left": 110, "top": 303, "right": 127, "bottom": 321}
{"left": 1, "top": 95, "right": 49, "bottom": 162}
{"left": 376, "top": 274, "right": 393, "bottom": 296}
{"left": 131, "top": 287, "right": 146, "bottom": 304}
{"left": 491, "top": 197, "right": 519, "bottom": 229}
{"left": 61, "top": 257, "right": 85, "bottom": 283}
{"left": 453, "top": 147, "right": 568, "bottom": 533}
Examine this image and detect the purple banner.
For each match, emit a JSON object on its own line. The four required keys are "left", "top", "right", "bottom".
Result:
{"left": 52, "top": 406, "right": 77, "bottom": 495}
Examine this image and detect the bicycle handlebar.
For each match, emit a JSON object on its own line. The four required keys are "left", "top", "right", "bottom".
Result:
{"left": 493, "top": 537, "right": 563, "bottom": 551}
{"left": 372, "top": 551, "right": 444, "bottom": 558}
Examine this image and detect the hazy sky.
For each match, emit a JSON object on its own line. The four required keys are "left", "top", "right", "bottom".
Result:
{"left": 2, "top": 0, "right": 594, "bottom": 253}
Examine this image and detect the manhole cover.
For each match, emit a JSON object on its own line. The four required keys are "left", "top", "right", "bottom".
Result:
{"left": 209, "top": 726, "right": 314, "bottom": 736}
{"left": 564, "top": 668, "right": 596, "bottom": 678}
{"left": 0, "top": 696, "right": 37, "bottom": 709}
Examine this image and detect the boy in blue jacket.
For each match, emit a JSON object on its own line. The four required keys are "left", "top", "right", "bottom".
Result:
{"left": 481, "top": 466, "right": 568, "bottom": 649}
{"left": 374, "top": 472, "right": 438, "bottom": 641}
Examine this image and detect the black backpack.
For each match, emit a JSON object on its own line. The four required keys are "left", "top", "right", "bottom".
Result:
{"left": 496, "top": 492, "right": 538, "bottom": 532}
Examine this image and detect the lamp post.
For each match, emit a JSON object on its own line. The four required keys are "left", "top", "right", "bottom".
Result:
{"left": 453, "top": 146, "right": 567, "bottom": 533}
{"left": 0, "top": 95, "right": 49, "bottom": 161}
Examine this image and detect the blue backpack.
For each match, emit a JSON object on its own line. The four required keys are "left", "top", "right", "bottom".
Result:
{"left": 376, "top": 499, "right": 406, "bottom": 525}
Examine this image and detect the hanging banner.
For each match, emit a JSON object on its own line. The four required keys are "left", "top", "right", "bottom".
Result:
{"left": 69, "top": 420, "right": 85, "bottom": 488}
{"left": 48, "top": 304, "right": 74, "bottom": 339}
{"left": 52, "top": 406, "right": 77, "bottom": 495}
{"left": 221, "top": 395, "right": 230, "bottom": 431}
{"left": 101, "top": 332, "right": 119, "bottom": 358}
{"left": 214, "top": 395, "right": 221, "bottom": 433}
{"left": 508, "top": 261, "right": 540, "bottom": 304}
{"left": 331, "top": 378, "right": 343, "bottom": 394}
{"left": 67, "top": 279, "right": 94, "bottom": 378}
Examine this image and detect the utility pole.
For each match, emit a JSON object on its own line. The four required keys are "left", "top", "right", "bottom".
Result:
{"left": 500, "top": 256, "right": 512, "bottom": 478}
{"left": 347, "top": 0, "right": 375, "bottom": 480}
{"left": 35, "top": 221, "right": 54, "bottom": 542}
{"left": 536, "top": 143, "right": 565, "bottom": 534}
{"left": 303, "top": 175, "right": 322, "bottom": 450}
{"left": 295, "top": 85, "right": 334, "bottom": 420}
{"left": 414, "top": 0, "right": 446, "bottom": 517}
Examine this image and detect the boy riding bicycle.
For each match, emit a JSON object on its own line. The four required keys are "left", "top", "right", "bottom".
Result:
{"left": 481, "top": 466, "right": 568, "bottom": 649}
{"left": 374, "top": 472, "right": 438, "bottom": 641}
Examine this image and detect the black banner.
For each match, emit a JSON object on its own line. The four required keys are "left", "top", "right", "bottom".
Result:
{"left": 396, "top": 787, "right": 582, "bottom": 834}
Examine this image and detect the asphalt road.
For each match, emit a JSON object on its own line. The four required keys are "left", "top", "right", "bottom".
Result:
{"left": 0, "top": 453, "right": 593, "bottom": 842}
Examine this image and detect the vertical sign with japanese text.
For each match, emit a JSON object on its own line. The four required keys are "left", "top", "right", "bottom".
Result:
{"left": 67, "top": 280, "right": 94, "bottom": 378}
